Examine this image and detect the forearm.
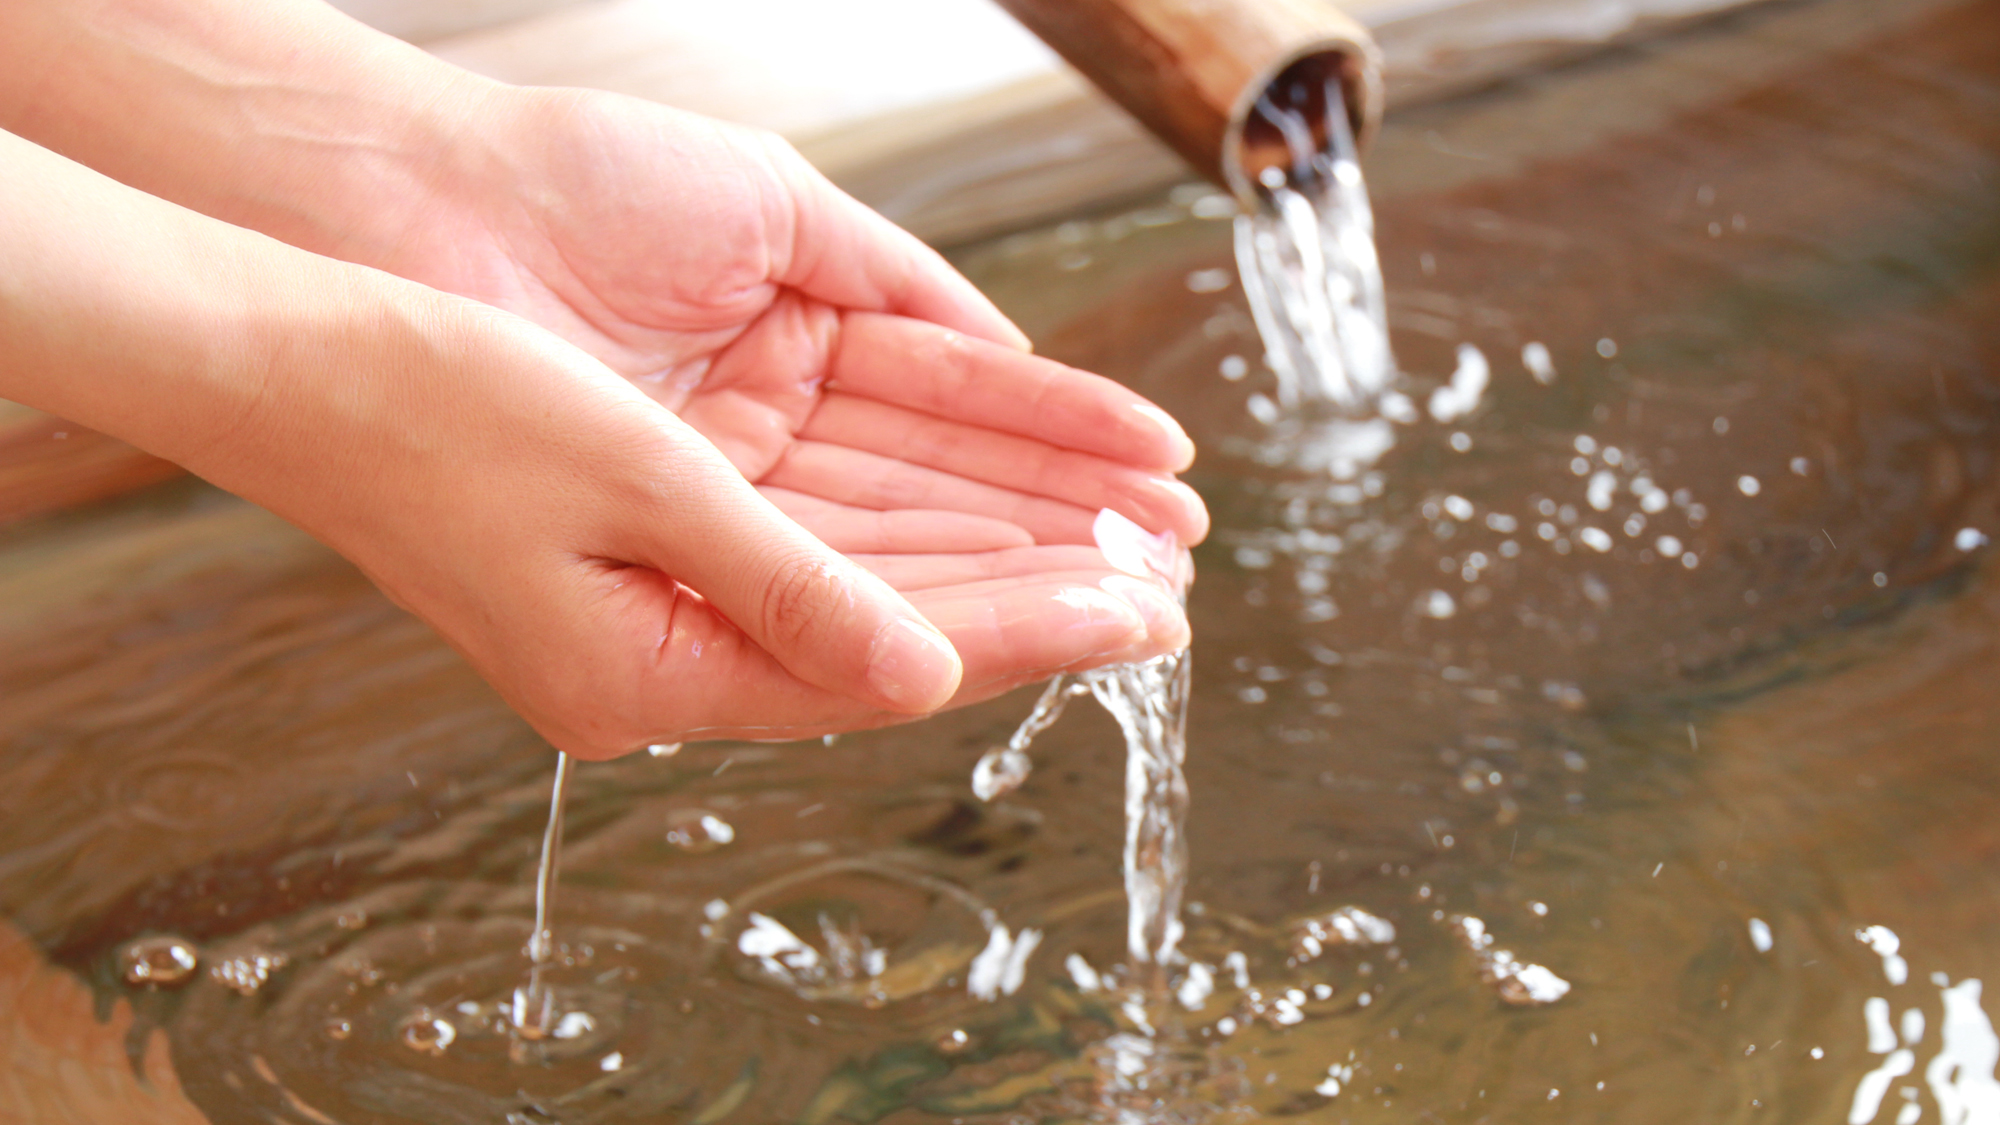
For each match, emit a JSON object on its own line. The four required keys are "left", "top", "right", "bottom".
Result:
{"left": 0, "top": 0, "right": 502, "bottom": 269}
{"left": 0, "top": 124, "right": 451, "bottom": 525}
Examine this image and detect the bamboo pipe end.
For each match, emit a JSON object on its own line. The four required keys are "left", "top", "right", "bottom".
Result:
{"left": 987, "top": 0, "right": 1384, "bottom": 200}
{"left": 1221, "top": 38, "right": 1384, "bottom": 203}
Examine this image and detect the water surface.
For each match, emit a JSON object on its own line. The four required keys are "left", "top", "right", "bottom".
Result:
{"left": 3, "top": 0, "right": 1999, "bottom": 1120}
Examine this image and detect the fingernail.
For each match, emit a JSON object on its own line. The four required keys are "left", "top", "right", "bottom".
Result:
{"left": 1101, "top": 575, "right": 1190, "bottom": 650}
{"left": 1144, "top": 476, "right": 1208, "bottom": 534}
{"left": 867, "top": 617, "right": 961, "bottom": 712}
{"left": 1133, "top": 403, "right": 1195, "bottom": 459}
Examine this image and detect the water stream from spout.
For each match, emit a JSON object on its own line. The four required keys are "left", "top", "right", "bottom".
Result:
{"left": 981, "top": 74, "right": 1394, "bottom": 1006}
{"left": 1234, "top": 75, "right": 1394, "bottom": 415}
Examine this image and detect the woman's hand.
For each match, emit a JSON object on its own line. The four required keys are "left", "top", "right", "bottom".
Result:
{"left": 0, "top": 125, "right": 1197, "bottom": 760}
{"left": 351, "top": 88, "right": 1208, "bottom": 559}
{"left": 0, "top": 1, "right": 1210, "bottom": 759}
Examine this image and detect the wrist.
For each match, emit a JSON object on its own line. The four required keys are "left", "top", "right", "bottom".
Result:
{"left": 0, "top": 0, "right": 515, "bottom": 269}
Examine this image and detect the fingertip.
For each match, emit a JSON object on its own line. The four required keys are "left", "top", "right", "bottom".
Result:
{"left": 865, "top": 616, "right": 964, "bottom": 713}
{"left": 1132, "top": 403, "right": 1197, "bottom": 471}
{"left": 1100, "top": 574, "right": 1191, "bottom": 653}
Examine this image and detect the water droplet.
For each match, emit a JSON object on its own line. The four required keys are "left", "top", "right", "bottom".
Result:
{"left": 120, "top": 936, "right": 198, "bottom": 987}
{"left": 398, "top": 1009, "right": 458, "bottom": 1056}
{"left": 324, "top": 1018, "right": 353, "bottom": 1041}
{"left": 1523, "top": 342, "right": 1555, "bottom": 384}
{"left": 1185, "top": 268, "right": 1232, "bottom": 294}
{"left": 665, "top": 809, "right": 735, "bottom": 852}
{"left": 1737, "top": 475, "right": 1761, "bottom": 496}
{"left": 1596, "top": 339, "right": 1617, "bottom": 358}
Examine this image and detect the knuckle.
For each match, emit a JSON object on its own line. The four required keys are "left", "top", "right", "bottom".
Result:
{"left": 759, "top": 553, "right": 843, "bottom": 651}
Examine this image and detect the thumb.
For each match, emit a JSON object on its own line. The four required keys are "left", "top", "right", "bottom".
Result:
{"left": 618, "top": 428, "right": 964, "bottom": 714}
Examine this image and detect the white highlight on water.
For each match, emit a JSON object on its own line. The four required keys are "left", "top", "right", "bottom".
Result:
{"left": 967, "top": 924, "right": 1043, "bottom": 1001}
{"left": 1928, "top": 980, "right": 2000, "bottom": 1124}
{"left": 1859, "top": 925, "right": 1911, "bottom": 986}
{"left": 1453, "top": 915, "right": 1571, "bottom": 1006}
{"left": 1428, "top": 343, "right": 1490, "bottom": 423}
{"left": 1523, "top": 341, "right": 1557, "bottom": 384}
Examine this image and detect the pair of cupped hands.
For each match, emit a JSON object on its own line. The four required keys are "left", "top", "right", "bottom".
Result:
{"left": 1, "top": 11, "right": 1207, "bottom": 759}
{"left": 365, "top": 97, "right": 1208, "bottom": 756}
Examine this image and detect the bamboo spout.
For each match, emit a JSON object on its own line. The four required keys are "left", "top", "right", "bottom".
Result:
{"left": 988, "top": 0, "right": 1383, "bottom": 200}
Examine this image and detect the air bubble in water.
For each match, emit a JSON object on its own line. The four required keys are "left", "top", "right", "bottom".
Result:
{"left": 400, "top": 1008, "right": 458, "bottom": 1048}
{"left": 120, "top": 936, "right": 198, "bottom": 987}
{"left": 398, "top": 1009, "right": 458, "bottom": 1056}
{"left": 209, "top": 951, "right": 288, "bottom": 996}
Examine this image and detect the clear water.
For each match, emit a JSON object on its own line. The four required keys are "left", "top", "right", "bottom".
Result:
{"left": 1233, "top": 76, "right": 1394, "bottom": 418}
{"left": 5, "top": 0, "right": 2000, "bottom": 1121}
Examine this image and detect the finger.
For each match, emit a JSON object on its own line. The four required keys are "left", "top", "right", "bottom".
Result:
{"left": 549, "top": 564, "right": 1181, "bottom": 752}
{"left": 599, "top": 415, "right": 965, "bottom": 715}
{"left": 829, "top": 312, "right": 1195, "bottom": 472}
{"left": 801, "top": 393, "right": 1209, "bottom": 545}
{"left": 759, "top": 486, "right": 1035, "bottom": 554}
{"left": 761, "top": 440, "right": 1101, "bottom": 545}
{"left": 850, "top": 545, "right": 1114, "bottom": 590}
{"left": 914, "top": 571, "right": 1191, "bottom": 698}
{"left": 765, "top": 138, "right": 1032, "bottom": 351}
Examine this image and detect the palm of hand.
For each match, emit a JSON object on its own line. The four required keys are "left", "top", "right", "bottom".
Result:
{"left": 406, "top": 94, "right": 1206, "bottom": 572}
{"left": 359, "top": 92, "right": 1204, "bottom": 748}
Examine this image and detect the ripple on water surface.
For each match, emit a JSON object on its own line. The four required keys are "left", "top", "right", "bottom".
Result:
{"left": 5, "top": 0, "right": 2000, "bottom": 1120}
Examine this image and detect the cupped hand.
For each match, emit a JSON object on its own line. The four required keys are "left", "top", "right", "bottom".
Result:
{"left": 316, "top": 88, "right": 1211, "bottom": 754}
{"left": 0, "top": 3, "right": 1209, "bottom": 761}
{"left": 322, "top": 305, "right": 1194, "bottom": 760}
{"left": 370, "top": 88, "right": 1208, "bottom": 558}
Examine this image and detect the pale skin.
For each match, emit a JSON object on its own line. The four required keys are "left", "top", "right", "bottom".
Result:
{"left": 0, "top": 0, "right": 1209, "bottom": 759}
